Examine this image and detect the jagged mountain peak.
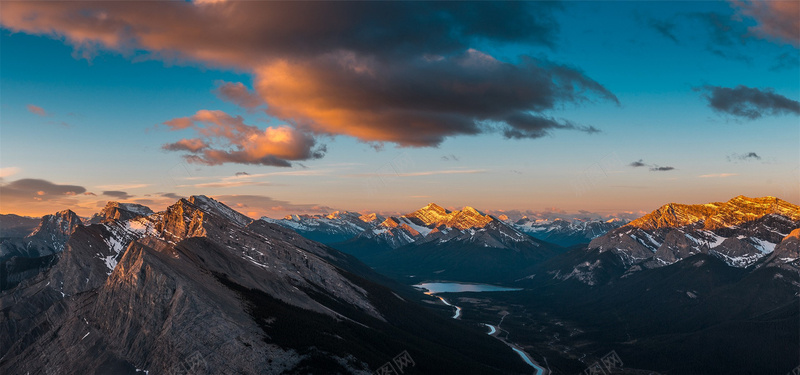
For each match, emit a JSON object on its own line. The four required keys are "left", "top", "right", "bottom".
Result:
{"left": 92, "top": 201, "right": 154, "bottom": 223}
{"left": 406, "top": 202, "right": 451, "bottom": 225}
{"left": 27, "top": 209, "right": 82, "bottom": 239}
{"left": 186, "top": 195, "right": 252, "bottom": 227}
{"left": 380, "top": 217, "right": 400, "bottom": 228}
{"left": 405, "top": 203, "right": 494, "bottom": 230}
{"left": 358, "top": 212, "right": 381, "bottom": 223}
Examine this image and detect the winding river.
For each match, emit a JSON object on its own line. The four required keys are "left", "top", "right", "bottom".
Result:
{"left": 414, "top": 282, "right": 548, "bottom": 375}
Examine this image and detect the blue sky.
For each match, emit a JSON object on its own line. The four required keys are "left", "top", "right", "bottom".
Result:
{"left": 1, "top": 1, "right": 797, "bottom": 218}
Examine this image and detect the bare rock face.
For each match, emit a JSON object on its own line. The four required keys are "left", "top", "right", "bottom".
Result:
{"left": 654, "top": 229, "right": 702, "bottom": 264}
{"left": 90, "top": 202, "right": 154, "bottom": 224}
{"left": 710, "top": 237, "right": 762, "bottom": 267}
{"left": 762, "top": 228, "right": 800, "bottom": 272}
{"left": 588, "top": 227, "right": 662, "bottom": 267}
{"left": 27, "top": 209, "right": 83, "bottom": 245}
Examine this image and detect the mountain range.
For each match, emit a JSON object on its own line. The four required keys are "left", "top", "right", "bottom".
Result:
{"left": 265, "top": 204, "right": 628, "bottom": 249}
{"left": 470, "top": 196, "right": 799, "bottom": 374}
{"left": 0, "top": 196, "right": 530, "bottom": 374}
{"left": 329, "top": 203, "right": 563, "bottom": 283}
{"left": 510, "top": 217, "right": 626, "bottom": 247}
{"left": 1, "top": 194, "right": 798, "bottom": 374}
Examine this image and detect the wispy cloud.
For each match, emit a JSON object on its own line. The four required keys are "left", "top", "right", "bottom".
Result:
{"left": 26, "top": 104, "right": 47, "bottom": 116}
{"left": 698, "top": 173, "right": 738, "bottom": 178}
{"left": 0, "top": 167, "right": 20, "bottom": 178}
{"left": 727, "top": 152, "right": 761, "bottom": 162}
{"left": 346, "top": 169, "right": 485, "bottom": 178}
{"left": 97, "top": 183, "right": 150, "bottom": 190}
{"left": 212, "top": 194, "right": 336, "bottom": 218}
{"left": 697, "top": 85, "right": 800, "bottom": 119}
{"left": 731, "top": 0, "right": 799, "bottom": 47}
{"left": 177, "top": 168, "right": 334, "bottom": 188}
{"left": 650, "top": 166, "right": 675, "bottom": 172}
{"left": 629, "top": 159, "right": 647, "bottom": 167}
{"left": 629, "top": 159, "right": 674, "bottom": 171}
{"left": 180, "top": 180, "right": 272, "bottom": 189}
{"left": 102, "top": 190, "right": 134, "bottom": 199}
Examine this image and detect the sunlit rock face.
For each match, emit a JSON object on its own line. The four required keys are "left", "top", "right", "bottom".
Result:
{"left": 589, "top": 196, "right": 800, "bottom": 269}
{"left": 355, "top": 203, "right": 532, "bottom": 250}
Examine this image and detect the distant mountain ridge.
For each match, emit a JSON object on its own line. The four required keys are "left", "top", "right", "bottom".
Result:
{"left": 0, "top": 214, "right": 40, "bottom": 238}
{"left": 628, "top": 195, "right": 800, "bottom": 230}
{"left": 510, "top": 217, "right": 627, "bottom": 247}
{"left": 261, "top": 210, "right": 383, "bottom": 244}
{"left": 339, "top": 203, "right": 537, "bottom": 252}
{"left": 531, "top": 196, "right": 800, "bottom": 288}
{"left": 590, "top": 196, "right": 799, "bottom": 268}
{"left": 1, "top": 209, "right": 83, "bottom": 290}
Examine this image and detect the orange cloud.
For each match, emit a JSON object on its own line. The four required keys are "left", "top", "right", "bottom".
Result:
{"left": 161, "top": 110, "right": 324, "bottom": 166}
{"left": 732, "top": 0, "right": 799, "bottom": 46}
{"left": 1, "top": 2, "right": 612, "bottom": 149}
{"left": 162, "top": 138, "right": 208, "bottom": 152}
{"left": 212, "top": 194, "right": 336, "bottom": 218}
{"left": 213, "top": 81, "right": 262, "bottom": 110}
{"left": 26, "top": 104, "right": 47, "bottom": 116}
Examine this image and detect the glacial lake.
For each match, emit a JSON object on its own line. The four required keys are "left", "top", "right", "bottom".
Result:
{"left": 413, "top": 282, "right": 522, "bottom": 294}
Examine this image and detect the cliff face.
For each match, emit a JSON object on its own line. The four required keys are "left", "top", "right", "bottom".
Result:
{"left": 90, "top": 202, "right": 154, "bottom": 224}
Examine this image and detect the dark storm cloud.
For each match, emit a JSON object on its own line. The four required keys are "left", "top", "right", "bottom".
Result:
{"left": 629, "top": 159, "right": 647, "bottom": 168}
{"left": 698, "top": 85, "right": 800, "bottom": 119}
{"left": 1, "top": 1, "right": 617, "bottom": 154}
{"left": 0, "top": 178, "right": 86, "bottom": 198}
